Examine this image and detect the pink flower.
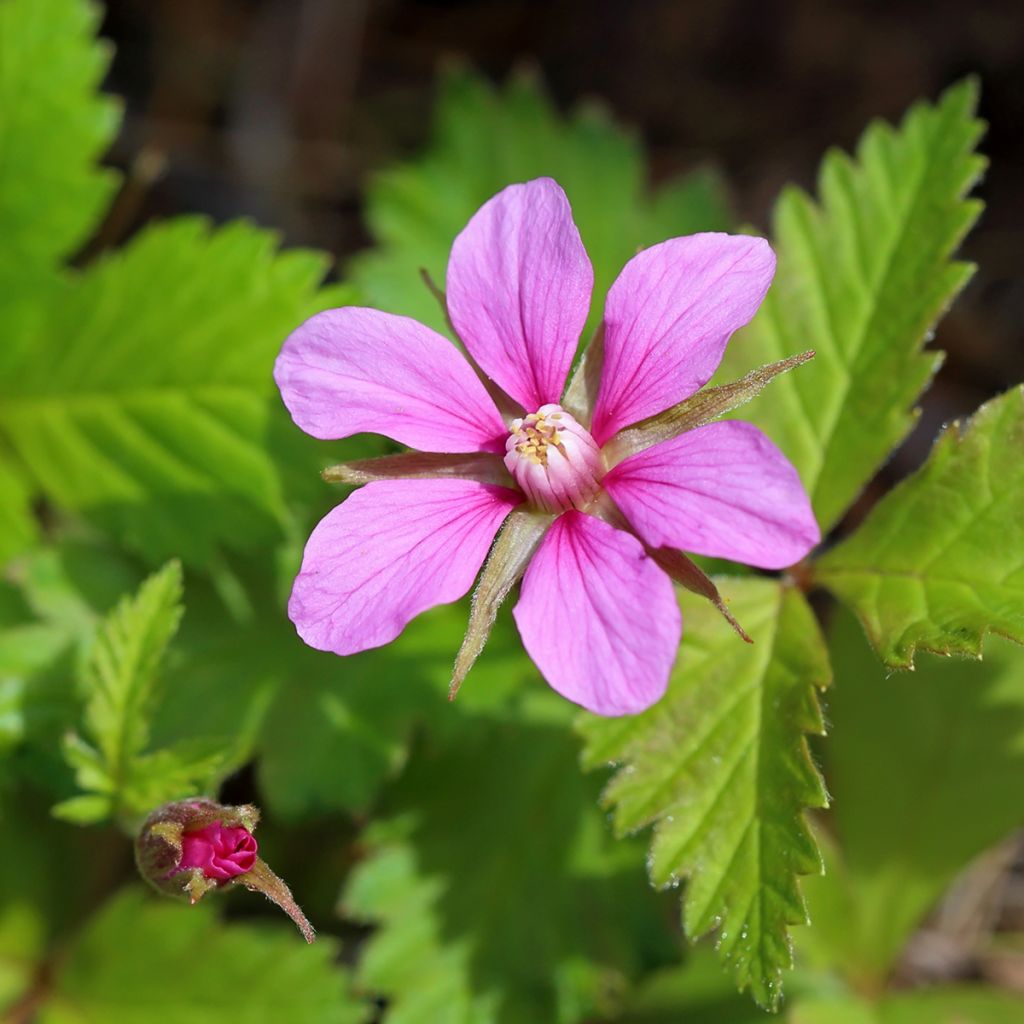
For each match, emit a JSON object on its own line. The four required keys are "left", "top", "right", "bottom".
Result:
{"left": 275, "top": 178, "right": 819, "bottom": 716}
{"left": 175, "top": 822, "right": 258, "bottom": 882}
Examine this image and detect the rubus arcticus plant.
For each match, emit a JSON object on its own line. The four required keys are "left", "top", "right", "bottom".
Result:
{"left": 2, "top": 0, "right": 1023, "bottom": 1018}
{"left": 274, "top": 177, "right": 820, "bottom": 716}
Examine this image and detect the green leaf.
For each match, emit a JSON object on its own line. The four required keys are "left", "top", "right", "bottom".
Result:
{"left": 81, "top": 560, "right": 183, "bottom": 771}
{"left": 600, "top": 948, "right": 775, "bottom": 1023}
{"left": 0, "top": 0, "right": 120, "bottom": 292}
{"left": 577, "top": 579, "right": 831, "bottom": 1009}
{"left": 50, "top": 792, "right": 112, "bottom": 825}
{"left": 350, "top": 68, "right": 731, "bottom": 342}
{"left": 797, "top": 610, "right": 1024, "bottom": 987}
{"left": 816, "top": 386, "right": 1024, "bottom": 667}
{"left": 0, "top": 219, "right": 334, "bottom": 565}
{"left": 41, "top": 888, "right": 364, "bottom": 1024}
{"left": 0, "top": 457, "right": 36, "bottom": 567}
{"left": 719, "top": 78, "right": 986, "bottom": 533}
{"left": 57, "top": 560, "right": 229, "bottom": 821}
{"left": 790, "top": 988, "right": 1024, "bottom": 1024}
{"left": 0, "top": 902, "right": 46, "bottom": 1014}
{"left": 0, "top": 542, "right": 141, "bottom": 770}
{"left": 341, "top": 711, "right": 675, "bottom": 1024}
{"left": 258, "top": 603, "right": 539, "bottom": 820}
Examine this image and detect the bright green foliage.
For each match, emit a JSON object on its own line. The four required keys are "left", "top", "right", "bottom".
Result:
{"left": 53, "top": 561, "right": 229, "bottom": 824}
{"left": 0, "top": 4, "right": 1020, "bottom": 1018}
{"left": 0, "top": 0, "right": 119, "bottom": 298}
{"left": 350, "top": 69, "right": 731, "bottom": 341}
{"left": 798, "top": 611, "right": 1024, "bottom": 988}
{"left": 577, "top": 579, "right": 831, "bottom": 1009}
{"left": 816, "top": 386, "right": 1024, "bottom": 666}
{"left": 0, "top": 220, "right": 336, "bottom": 565}
{"left": 790, "top": 988, "right": 1024, "bottom": 1024}
{"left": 342, "top": 710, "right": 675, "bottom": 1024}
{"left": 39, "top": 888, "right": 364, "bottom": 1024}
{"left": 719, "top": 78, "right": 986, "bottom": 533}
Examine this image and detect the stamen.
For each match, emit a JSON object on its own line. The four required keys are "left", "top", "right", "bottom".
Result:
{"left": 504, "top": 404, "right": 604, "bottom": 514}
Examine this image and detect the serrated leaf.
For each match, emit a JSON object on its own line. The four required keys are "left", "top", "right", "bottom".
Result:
{"left": 0, "top": 0, "right": 120, "bottom": 291}
{"left": 797, "top": 610, "right": 1024, "bottom": 986}
{"left": 350, "top": 68, "right": 731, "bottom": 342}
{"left": 0, "top": 219, "right": 334, "bottom": 565}
{"left": 577, "top": 578, "right": 831, "bottom": 1009}
{"left": 719, "top": 78, "right": 986, "bottom": 533}
{"left": 123, "top": 738, "right": 232, "bottom": 809}
{"left": 816, "top": 386, "right": 1024, "bottom": 666}
{"left": 41, "top": 888, "right": 364, "bottom": 1024}
{"left": 81, "top": 560, "right": 183, "bottom": 770}
{"left": 341, "top": 712, "right": 674, "bottom": 1024}
{"left": 54, "top": 560, "right": 234, "bottom": 822}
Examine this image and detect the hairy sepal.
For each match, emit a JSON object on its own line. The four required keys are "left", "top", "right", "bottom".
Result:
{"left": 322, "top": 451, "right": 509, "bottom": 486}
{"left": 450, "top": 508, "right": 554, "bottom": 698}
{"left": 605, "top": 351, "right": 815, "bottom": 463}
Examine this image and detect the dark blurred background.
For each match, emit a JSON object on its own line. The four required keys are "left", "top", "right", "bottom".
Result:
{"left": 97, "top": 0, "right": 1023, "bottom": 477}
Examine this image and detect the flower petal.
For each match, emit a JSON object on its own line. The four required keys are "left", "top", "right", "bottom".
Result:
{"left": 274, "top": 307, "right": 507, "bottom": 453}
{"left": 446, "top": 178, "right": 593, "bottom": 410}
{"left": 590, "top": 234, "right": 776, "bottom": 443}
{"left": 289, "top": 479, "right": 521, "bottom": 655}
{"left": 513, "top": 511, "right": 681, "bottom": 716}
{"left": 604, "top": 420, "right": 820, "bottom": 570}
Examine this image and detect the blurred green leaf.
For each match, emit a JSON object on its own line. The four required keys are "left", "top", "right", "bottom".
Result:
{"left": 0, "top": 787, "right": 107, "bottom": 947}
{"left": 0, "top": 901, "right": 45, "bottom": 1014}
{"left": 816, "top": 386, "right": 1024, "bottom": 667}
{"left": 797, "top": 610, "right": 1024, "bottom": 988}
{"left": 0, "top": 0, "right": 120, "bottom": 329}
{"left": 257, "top": 603, "right": 539, "bottom": 820}
{"left": 577, "top": 579, "right": 831, "bottom": 1009}
{"left": 350, "top": 68, "right": 731, "bottom": 342}
{"left": 599, "top": 948, "right": 774, "bottom": 1023}
{"left": 342, "top": 709, "right": 675, "bottom": 1024}
{"left": 0, "top": 542, "right": 142, "bottom": 773}
{"left": 0, "top": 457, "right": 36, "bottom": 567}
{"left": 40, "top": 888, "right": 364, "bottom": 1024}
{"left": 720, "top": 78, "right": 986, "bottom": 533}
{"left": 790, "top": 988, "right": 1024, "bottom": 1024}
{"left": 0, "top": 219, "right": 338, "bottom": 566}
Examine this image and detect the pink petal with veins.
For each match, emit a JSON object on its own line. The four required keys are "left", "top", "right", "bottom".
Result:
{"left": 289, "top": 479, "right": 521, "bottom": 655}
{"left": 591, "top": 234, "right": 775, "bottom": 443}
{"left": 513, "top": 511, "right": 681, "bottom": 715}
{"left": 275, "top": 306, "right": 506, "bottom": 453}
{"left": 447, "top": 178, "right": 593, "bottom": 411}
{"left": 605, "top": 420, "right": 820, "bottom": 570}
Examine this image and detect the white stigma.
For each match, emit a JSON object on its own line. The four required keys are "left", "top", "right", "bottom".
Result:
{"left": 504, "top": 404, "right": 604, "bottom": 513}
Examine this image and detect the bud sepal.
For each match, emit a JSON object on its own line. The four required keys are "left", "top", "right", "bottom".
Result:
{"left": 135, "top": 798, "right": 315, "bottom": 943}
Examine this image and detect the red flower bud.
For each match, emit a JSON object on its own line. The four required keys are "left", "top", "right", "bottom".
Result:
{"left": 135, "top": 798, "right": 314, "bottom": 943}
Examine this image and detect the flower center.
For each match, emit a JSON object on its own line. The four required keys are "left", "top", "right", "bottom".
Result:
{"left": 504, "top": 404, "right": 604, "bottom": 513}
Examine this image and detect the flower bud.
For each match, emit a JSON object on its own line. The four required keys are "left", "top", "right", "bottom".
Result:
{"left": 135, "top": 798, "right": 315, "bottom": 942}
